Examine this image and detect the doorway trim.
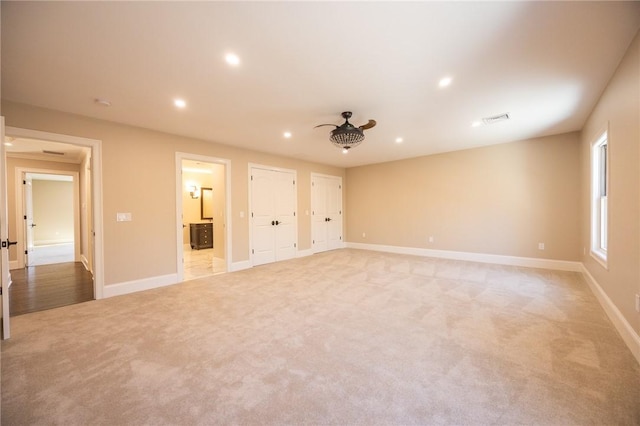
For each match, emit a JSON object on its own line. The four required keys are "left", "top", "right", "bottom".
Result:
{"left": 14, "top": 168, "right": 81, "bottom": 269}
{"left": 5, "top": 127, "right": 104, "bottom": 299}
{"left": 175, "top": 152, "right": 232, "bottom": 281}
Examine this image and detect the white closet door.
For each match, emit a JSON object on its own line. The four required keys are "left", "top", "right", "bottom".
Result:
{"left": 311, "top": 174, "right": 343, "bottom": 253}
{"left": 250, "top": 166, "right": 297, "bottom": 266}
{"left": 326, "top": 177, "right": 343, "bottom": 250}
{"left": 311, "top": 176, "right": 328, "bottom": 252}
{"left": 273, "top": 170, "right": 296, "bottom": 261}
{"left": 251, "top": 168, "right": 276, "bottom": 266}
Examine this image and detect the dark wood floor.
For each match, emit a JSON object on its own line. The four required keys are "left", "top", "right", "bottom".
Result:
{"left": 9, "top": 262, "right": 94, "bottom": 316}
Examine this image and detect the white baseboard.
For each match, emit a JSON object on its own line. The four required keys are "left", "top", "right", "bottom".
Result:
{"left": 230, "top": 260, "right": 252, "bottom": 272}
{"left": 581, "top": 265, "right": 640, "bottom": 365}
{"left": 345, "top": 242, "right": 582, "bottom": 272}
{"left": 9, "top": 260, "right": 19, "bottom": 270}
{"left": 231, "top": 251, "right": 314, "bottom": 270}
{"left": 103, "top": 273, "right": 179, "bottom": 298}
{"left": 34, "top": 240, "right": 73, "bottom": 246}
{"left": 80, "top": 255, "right": 90, "bottom": 272}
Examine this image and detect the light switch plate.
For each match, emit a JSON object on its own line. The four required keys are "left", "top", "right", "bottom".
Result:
{"left": 116, "top": 212, "right": 132, "bottom": 222}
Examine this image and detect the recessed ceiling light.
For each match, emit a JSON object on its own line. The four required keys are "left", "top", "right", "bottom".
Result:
{"left": 342, "top": 148, "right": 349, "bottom": 154}
{"left": 225, "top": 53, "right": 240, "bottom": 66}
{"left": 283, "top": 131, "right": 292, "bottom": 139}
{"left": 471, "top": 121, "right": 482, "bottom": 127}
{"left": 174, "top": 99, "right": 187, "bottom": 108}
{"left": 395, "top": 137, "right": 403, "bottom": 144}
{"left": 439, "top": 77, "right": 453, "bottom": 88}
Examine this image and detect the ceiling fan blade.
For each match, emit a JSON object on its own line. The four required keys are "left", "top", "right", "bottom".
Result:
{"left": 314, "top": 124, "right": 338, "bottom": 128}
{"left": 359, "top": 120, "right": 377, "bottom": 130}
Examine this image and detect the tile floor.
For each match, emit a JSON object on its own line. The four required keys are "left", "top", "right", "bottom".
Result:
{"left": 183, "top": 245, "right": 226, "bottom": 281}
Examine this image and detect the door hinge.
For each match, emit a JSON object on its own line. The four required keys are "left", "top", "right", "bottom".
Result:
{"left": 294, "top": 243, "right": 297, "bottom": 248}
{"left": 24, "top": 215, "right": 27, "bottom": 220}
{"left": 23, "top": 180, "right": 26, "bottom": 185}
{"left": 251, "top": 175, "right": 253, "bottom": 181}
{"left": 313, "top": 240, "right": 315, "bottom": 244}
{"left": 339, "top": 185, "right": 342, "bottom": 189}
{"left": 293, "top": 212, "right": 296, "bottom": 216}
{"left": 340, "top": 236, "right": 342, "bottom": 240}
{"left": 25, "top": 250, "right": 28, "bottom": 255}
{"left": 340, "top": 210, "right": 342, "bottom": 215}
{"left": 251, "top": 212, "right": 254, "bottom": 218}
{"left": 293, "top": 180, "right": 295, "bottom": 185}
{"left": 252, "top": 249, "right": 254, "bottom": 254}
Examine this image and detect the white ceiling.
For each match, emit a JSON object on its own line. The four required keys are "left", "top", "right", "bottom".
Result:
{"left": 2, "top": 1, "right": 639, "bottom": 168}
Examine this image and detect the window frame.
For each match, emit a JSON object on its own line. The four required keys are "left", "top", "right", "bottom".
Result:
{"left": 590, "top": 129, "right": 609, "bottom": 268}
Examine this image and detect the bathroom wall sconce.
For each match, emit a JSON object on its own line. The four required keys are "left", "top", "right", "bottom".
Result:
{"left": 188, "top": 185, "right": 200, "bottom": 199}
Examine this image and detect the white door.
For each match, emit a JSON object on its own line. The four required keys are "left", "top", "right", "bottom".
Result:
{"left": 326, "top": 177, "right": 343, "bottom": 250}
{"left": 1, "top": 117, "right": 12, "bottom": 339}
{"left": 24, "top": 175, "right": 35, "bottom": 266}
{"left": 312, "top": 177, "right": 329, "bottom": 252}
{"left": 312, "top": 174, "right": 343, "bottom": 253}
{"left": 251, "top": 168, "right": 277, "bottom": 266}
{"left": 273, "top": 170, "right": 296, "bottom": 261}
{"left": 250, "top": 166, "right": 297, "bottom": 266}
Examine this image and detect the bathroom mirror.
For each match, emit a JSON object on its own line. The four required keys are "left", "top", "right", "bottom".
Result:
{"left": 201, "top": 187, "right": 213, "bottom": 219}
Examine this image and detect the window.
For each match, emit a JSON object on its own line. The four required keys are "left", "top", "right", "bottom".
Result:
{"left": 591, "top": 131, "right": 608, "bottom": 265}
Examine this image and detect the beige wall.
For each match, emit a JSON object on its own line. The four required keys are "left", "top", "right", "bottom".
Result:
{"left": 2, "top": 101, "right": 345, "bottom": 286}
{"left": 5, "top": 156, "right": 81, "bottom": 262}
{"left": 580, "top": 30, "right": 640, "bottom": 334}
{"left": 32, "top": 179, "right": 74, "bottom": 244}
{"left": 346, "top": 132, "right": 581, "bottom": 260}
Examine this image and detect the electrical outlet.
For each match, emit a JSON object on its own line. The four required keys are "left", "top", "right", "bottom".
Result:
{"left": 635, "top": 294, "right": 640, "bottom": 313}
{"left": 362, "top": 232, "right": 366, "bottom": 238}
{"left": 428, "top": 236, "right": 434, "bottom": 243}
{"left": 538, "top": 242, "right": 545, "bottom": 250}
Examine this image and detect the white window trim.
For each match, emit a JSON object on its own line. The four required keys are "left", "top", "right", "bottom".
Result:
{"left": 590, "top": 129, "right": 608, "bottom": 269}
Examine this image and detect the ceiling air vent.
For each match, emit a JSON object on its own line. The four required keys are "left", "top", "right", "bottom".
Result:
{"left": 482, "top": 113, "right": 510, "bottom": 125}
{"left": 42, "top": 150, "right": 65, "bottom": 156}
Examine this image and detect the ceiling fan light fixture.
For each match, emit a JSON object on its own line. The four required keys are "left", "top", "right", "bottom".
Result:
{"left": 330, "top": 127, "right": 364, "bottom": 150}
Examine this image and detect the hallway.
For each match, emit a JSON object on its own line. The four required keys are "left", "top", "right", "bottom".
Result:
{"left": 9, "top": 262, "right": 93, "bottom": 316}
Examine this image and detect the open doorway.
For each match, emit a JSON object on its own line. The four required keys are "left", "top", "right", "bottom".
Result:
{"left": 22, "top": 172, "right": 79, "bottom": 267}
{"left": 4, "top": 135, "right": 96, "bottom": 316}
{"left": 176, "top": 154, "right": 231, "bottom": 281}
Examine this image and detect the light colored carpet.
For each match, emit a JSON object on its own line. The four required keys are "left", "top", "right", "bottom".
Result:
{"left": 2, "top": 249, "right": 639, "bottom": 425}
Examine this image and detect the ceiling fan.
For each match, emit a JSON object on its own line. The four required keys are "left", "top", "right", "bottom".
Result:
{"left": 315, "top": 111, "right": 377, "bottom": 152}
